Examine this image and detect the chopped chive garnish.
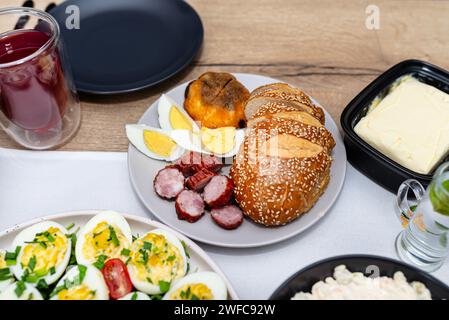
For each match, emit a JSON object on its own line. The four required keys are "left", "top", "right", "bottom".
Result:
{"left": 78, "top": 265, "right": 87, "bottom": 283}
{"left": 121, "top": 248, "right": 131, "bottom": 256}
{"left": 181, "top": 240, "right": 190, "bottom": 259}
{"left": 15, "top": 281, "right": 26, "bottom": 298}
{"left": 139, "top": 249, "right": 148, "bottom": 265}
{"left": 36, "top": 279, "right": 49, "bottom": 291}
{"left": 66, "top": 223, "right": 75, "bottom": 231}
{"left": 131, "top": 292, "right": 138, "bottom": 300}
{"left": 158, "top": 280, "right": 170, "bottom": 293}
{"left": 5, "top": 246, "right": 21, "bottom": 265}
{"left": 143, "top": 241, "right": 152, "bottom": 251}
{"left": 93, "top": 255, "right": 108, "bottom": 270}
{"left": 108, "top": 226, "right": 120, "bottom": 247}
{"left": 167, "top": 255, "right": 176, "bottom": 262}
{"left": 28, "top": 256, "right": 36, "bottom": 271}
{"left": 50, "top": 266, "right": 56, "bottom": 275}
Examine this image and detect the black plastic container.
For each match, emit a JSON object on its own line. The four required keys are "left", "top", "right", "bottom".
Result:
{"left": 341, "top": 59, "right": 449, "bottom": 193}
{"left": 270, "top": 255, "right": 449, "bottom": 300}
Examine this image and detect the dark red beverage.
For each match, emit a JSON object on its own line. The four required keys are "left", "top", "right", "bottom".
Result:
{"left": 0, "top": 29, "right": 68, "bottom": 131}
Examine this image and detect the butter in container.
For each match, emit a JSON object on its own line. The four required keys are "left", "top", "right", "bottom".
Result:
{"left": 341, "top": 60, "right": 449, "bottom": 193}
{"left": 354, "top": 76, "right": 449, "bottom": 175}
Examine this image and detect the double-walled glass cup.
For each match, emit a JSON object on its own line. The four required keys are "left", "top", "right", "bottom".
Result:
{"left": 396, "top": 162, "right": 449, "bottom": 272}
{"left": 0, "top": 7, "right": 80, "bottom": 150}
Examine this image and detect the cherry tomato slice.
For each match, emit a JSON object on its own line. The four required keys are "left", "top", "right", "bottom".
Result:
{"left": 101, "top": 258, "right": 133, "bottom": 299}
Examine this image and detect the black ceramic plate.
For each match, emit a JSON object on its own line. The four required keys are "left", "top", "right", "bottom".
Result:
{"left": 50, "top": 0, "right": 203, "bottom": 94}
{"left": 270, "top": 255, "right": 449, "bottom": 300}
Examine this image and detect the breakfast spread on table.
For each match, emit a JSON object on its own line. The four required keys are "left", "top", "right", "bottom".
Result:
{"left": 1, "top": 1, "right": 449, "bottom": 300}
{"left": 291, "top": 265, "right": 431, "bottom": 300}
{"left": 0, "top": 211, "right": 228, "bottom": 300}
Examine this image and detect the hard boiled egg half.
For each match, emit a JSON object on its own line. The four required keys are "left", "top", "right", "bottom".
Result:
{"left": 75, "top": 211, "right": 132, "bottom": 267}
{"left": 127, "top": 124, "right": 245, "bottom": 160}
{"left": 158, "top": 94, "right": 200, "bottom": 132}
{"left": 119, "top": 291, "right": 151, "bottom": 300}
{"left": 50, "top": 264, "right": 109, "bottom": 300}
{"left": 171, "top": 126, "right": 245, "bottom": 158}
{"left": 0, "top": 249, "right": 14, "bottom": 293}
{"left": 127, "top": 229, "right": 188, "bottom": 295}
{"left": 11, "top": 221, "right": 71, "bottom": 286}
{"left": 126, "top": 125, "right": 185, "bottom": 161}
{"left": 0, "top": 282, "right": 43, "bottom": 300}
{"left": 163, "top": 272, "right": 227, "bottom": 300}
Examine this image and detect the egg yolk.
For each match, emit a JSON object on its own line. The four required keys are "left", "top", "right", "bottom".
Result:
{"left": 20, "top": 227, "right": 68, "bottom": 277}
{"left": 82, "top": 222, "right": 129, "bottom": 263}
{"left": 143, "top": 130, "right": 177, "bottom": 157}
{"left": 170, "top": 284, "right": 213, "bottom": 300}
{"left": 0, "top": 252, "right": 7, "bottom": 268}
{"left": 130, "top": 233, "right": 184, "bottom": 285}
{"left": 200, "top": 127, "right": 235, "bottom": 154}
{"left": 57, "top": 285, "right": 96, "bottom": 300}
{"left": 170, "top": 106, "right": 193, "bottom": 131}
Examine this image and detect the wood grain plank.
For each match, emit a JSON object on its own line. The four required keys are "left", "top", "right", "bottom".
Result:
{"left": 0, "top": 0, "right": 448, "bottom": 152}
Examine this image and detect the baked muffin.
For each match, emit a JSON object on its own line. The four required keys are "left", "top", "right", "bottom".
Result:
{"left": 184, "top": 72, "right": 250, "bottom": 128}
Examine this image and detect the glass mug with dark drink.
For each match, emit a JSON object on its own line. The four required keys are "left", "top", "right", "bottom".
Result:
{"left": 0, "top": 7, "right": 80, "bottom": 149}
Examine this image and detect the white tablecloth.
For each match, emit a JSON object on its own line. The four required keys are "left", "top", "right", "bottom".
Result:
{"left": 1, "top": 147, "right": 448, "bottom": 299}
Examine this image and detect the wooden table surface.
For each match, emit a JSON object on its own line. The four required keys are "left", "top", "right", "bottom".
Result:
{"left": 1, "top": 0, "right": 448, "bottom": 151}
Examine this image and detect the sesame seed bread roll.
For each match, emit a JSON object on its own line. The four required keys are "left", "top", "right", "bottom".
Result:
{"left": 244, "top": 85, "right": 325, "bottom": 124}
{"left": 247, "top": 101, "right": 323, "bottom": 128}
{"left": 230, "top": 113, "right": 334, "bottom": 227}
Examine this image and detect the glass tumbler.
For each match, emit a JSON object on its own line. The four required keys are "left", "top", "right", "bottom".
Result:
{"left": 396, "top": 162, "right": 449, "bottom": 272}
{"left": 0, "top": 7, "right": 80, "bottom": 150}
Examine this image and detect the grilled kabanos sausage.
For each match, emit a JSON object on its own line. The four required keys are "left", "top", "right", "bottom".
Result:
{"left": 186, "top": 169, "right": 217, "bottom": 191}
{"left": 210, "top": 205, "right": 244, "bottom": 230}
{"left": 203, "top": 175, "right": 234, "bottom": 208}
{"left": 201, "top": 154, "right": 224, "bottom": 172}
{"left": 175, "top": 151, "right": 203, "bottom": 177}
{"left": 174, "top": 152, "right": 223, "bottom": 177}
{"left": 175, "top": 190, "right": 205, "bottom": 223}
{"left": 153, "top": 167, "right": 185, "bottom": 199}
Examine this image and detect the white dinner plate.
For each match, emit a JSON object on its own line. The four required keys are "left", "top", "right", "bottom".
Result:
{"left": 0, "top": 210, "right": 239, "bottom": 300}
{"left": 128, "top": 73, "right": 347, "bottom": 248}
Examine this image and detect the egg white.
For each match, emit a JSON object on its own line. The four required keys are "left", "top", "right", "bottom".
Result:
{"left": 0, "top": 249, "right": 14, "bottom": 293}
{"left": 11, "top": 221, "right": 71, "bottom": 285}
{"left": 50, "top": 264, "right": 109, "bottom": 300}
{"left": 128, "top": 229, "right": 188, "bottom": 295}
{"left": 171, "top": 128, "right": 245, "bottom": 158}
{"left": 126, "top": 124, "right": 185, "bottom": 161}
{"left": 158, "top": 94, "right": 199, "bottom": 132}
{"left": 0, "top": 282, "right": 43, "bottom": 300}
{"left": 119, "top": 291, "right": 151, "bottom": 300}
{"left": 75, "top": 211, "right": 133, "bottom": 266}
{"left": 163, "top": 272, "right": 227, "bottom": 300}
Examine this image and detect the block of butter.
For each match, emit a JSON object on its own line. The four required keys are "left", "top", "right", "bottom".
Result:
{"left": 354, "top": 77, "right": 449, "bottom": 174}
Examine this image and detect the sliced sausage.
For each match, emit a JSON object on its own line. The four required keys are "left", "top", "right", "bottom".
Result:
{"left": 210, "top": 205, "right": 244, "bottom": 230}
{"left": 153, "top": 167, "right": 185, "bottom": 200}
{"left": 174, "top": 152, "right": 223, "bottom": 177}
{"left": 174, "top": 151, "right": 203, "bottom": 177}
{"left": 201, "top": 154, "right": 224, "bottom": 172}
{"left": 186, "top": 169, "right": 217, "bottom": 191}
{"left": 175, "top": 190, "right": 205, "bottom": 223}
{"left": 203, "top": 175, "right": 234, "bottom": 208}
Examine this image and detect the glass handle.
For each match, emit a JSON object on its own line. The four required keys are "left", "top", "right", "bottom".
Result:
{"left": 396, "top": 179, "right": 425, "bottom": 228}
